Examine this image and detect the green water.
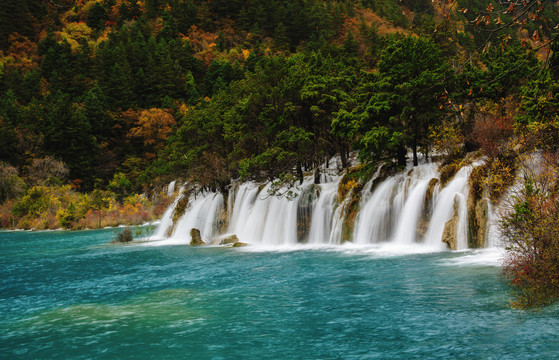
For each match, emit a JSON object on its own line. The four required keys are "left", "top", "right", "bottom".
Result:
{"left": 1, "top": 229, "right": 558, "bottom": 359}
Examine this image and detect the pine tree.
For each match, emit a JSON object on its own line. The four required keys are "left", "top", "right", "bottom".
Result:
{"left": 84, "top": 85, "right": 111, "bottom": 142}
{"left": 159, "top": 10, "right": 179, "bottom": 40}
{"left": 86, "top": 2, "right": 109, "bottom": 31}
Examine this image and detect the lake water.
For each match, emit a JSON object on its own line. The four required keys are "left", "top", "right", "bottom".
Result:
{"left": 1, "top": 229, "right": 558, "bottom": 359}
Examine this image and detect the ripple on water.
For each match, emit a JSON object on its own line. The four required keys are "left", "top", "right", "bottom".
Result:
{"left": 3, "top": 230, "right": 559, "bottom": 359}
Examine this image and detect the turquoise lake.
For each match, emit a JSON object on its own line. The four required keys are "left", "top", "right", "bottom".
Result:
{"left": 1, "top": 229, "right": 559, "bottom": 359}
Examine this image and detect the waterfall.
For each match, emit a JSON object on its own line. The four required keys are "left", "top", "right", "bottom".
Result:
{"left": 307, "top": 180, "right": 341, "bottom": 244}
{"left": 152, "top": 185, "right": 184, "bottom": 240}
{"left": 151, "top": 191, "right": 224, "bottom": 245}
{"left": 353, "top": 178, "right": 396, "bottom": 244}
{"left": 353, "top": 164, "right": 437, "bottom": 245}
{"left": 227, "top": 182, "right": 301, "bottom": 246}
{"left": 391, "top": 166, "right": 437, "bottom": 244}
{"left": 424, "top": 166, "right": 472, "bottom": 250}
{"left": 152, "top": 161, "right": 491, "bottom": 250}
{"left": 167, "top": 180, "right": 176, "bottom": 197}
{"left": 151, "top": 200, "right": 176, "bottom": 240}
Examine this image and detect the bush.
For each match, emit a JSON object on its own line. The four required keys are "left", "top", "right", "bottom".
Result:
{"left": 469, "top": 163, "right": 488, "bottom": 200}
{"left": 114, "top": 228, "right": 134, "bottom": 243}
{"left": 488, "top": 152, "right": 517, "bottom": 202}
{"left": 24, "top": 156, "right": 69, "bottom": 186}
{"left": 471, "top": 111, "right": 514, "bottom": 159}
{"left": 501, "top": 152, "right": 559, "bottom": 308}
{"left": 0, "top": 162, "right": 26, "bottom": 203}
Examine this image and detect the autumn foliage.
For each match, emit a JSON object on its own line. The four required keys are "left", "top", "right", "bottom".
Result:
{"left": 2, "top": 184, "right": 171, "bottom": 230}
{"left": 501, "top": 152, "right": 559, "bottom": 308}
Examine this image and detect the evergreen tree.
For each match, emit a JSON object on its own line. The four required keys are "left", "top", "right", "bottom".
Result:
{"left": 83, "top": 85, "right": 111, "bottom": 142}
{"left": 86, "top": 2, "right": 109, "bottom": 31}
{"left": 145, "top": 0, "right": 163, "bottom": 18}
{"left": 158, "top": 10, "right": 179, "bottom": 40}
{"left": 41, "top": 92, "right": 98, "bottom": 187}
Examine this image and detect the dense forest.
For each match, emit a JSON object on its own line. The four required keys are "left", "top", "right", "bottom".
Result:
{"left": 1, "top": 1, "right": 559, "bottom": 306}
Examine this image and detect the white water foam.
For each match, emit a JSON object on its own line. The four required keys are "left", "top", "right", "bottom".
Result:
{"left": 150, "top": 160, "right": 498, "bottom": 253}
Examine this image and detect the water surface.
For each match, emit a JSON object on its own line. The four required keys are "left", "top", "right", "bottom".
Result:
{"left": 1, "top": 230, "right": 558, "bottom": 359}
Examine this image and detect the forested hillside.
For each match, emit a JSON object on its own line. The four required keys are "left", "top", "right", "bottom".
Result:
{"left": 1, "top": 0, "right": 558, "bottom": 227}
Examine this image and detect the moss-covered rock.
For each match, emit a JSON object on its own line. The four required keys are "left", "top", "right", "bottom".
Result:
{"left": 221, "top": 234, "right": 239, "bottom": 244}
{"left": 417, "top": 178, "right": 439, "bottom": 238}
{"left": 168, "top": 192, "right": 190, "bottom": 237}
{"left": 467, "top": 163, "right": 490, "bottom": 248}
{"left": 340, "top": 183, "right": 363, "bottom": 243}
{"left": 488, "top": 152, "right": 517, "bottom": 202}
{"left": 232, "top": 241, "right": 248, "bottom": 247}
{"left": 439, "top": 161, "right": 461, "bottom": 187}
{"left": 190, "top": 228, "right": 205, "bottom": 246}
{"left": 469, "top": 164, "right": 488, "bottom": 201}
{"left": 467, "top": 196, "right": 489, "bottom": 248}
{"left": 442, "top": 197, "right": 460, "bottom": 250}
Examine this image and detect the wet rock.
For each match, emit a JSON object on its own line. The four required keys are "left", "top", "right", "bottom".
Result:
{"left": 216, "top": 207, "right": 229, "bottom": 233}
{"left": 442, "top": 197, "right": 459, "bottom": 250}
{"left": 417, "top": 178, "right": 439, "bottom": 238}
{"left": 232, "top": 241, "right": 248, "bottom": 247}
{"left": 467, "top": 196, "right": 489, "bottom": 248}
{"left": 221, "top": 234, "right": 239, "bottom": 244}
{"left": 190, "top": 228, "right": 205, "bottom": 246}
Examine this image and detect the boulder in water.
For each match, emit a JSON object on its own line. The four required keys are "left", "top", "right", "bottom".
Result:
{"left": 232, "top": 241, "right": 248, "bottom": 247}
{"left": 221, "top": 234, "right": 239, "bottom": 244}
{"left": 190, "top": 228, "right": 205, "bottom": 246}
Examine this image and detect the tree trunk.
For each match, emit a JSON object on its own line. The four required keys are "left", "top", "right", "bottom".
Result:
{"left": 297, "top": 161, "right": 304, "bottom": 185}
{"left": 397, "top": 146, "right": 406, "bottom": 166}
{"left": 340, "top": 143, "right": 348, "bottom": 169}
{"left": 412, "top": 116, "right": 418, "bottom": 167}
{"left": 413, "top": 136, "right": 418, "bottom": 167}
{"left": 314, "top": 167, "right": 320, "bottom": 184}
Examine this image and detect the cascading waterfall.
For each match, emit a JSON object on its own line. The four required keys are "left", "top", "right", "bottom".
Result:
{"left": 153, "top": 162, "right": 487, "bottom": 250}
{"left": 307, "top": 180, "right": 340, "bottom": 244}
{"left": 151, "top": 185, "right": 183, "bottom": 240}
{"left": 167, "top": 180, "right": 176, "bottom": 197}
{"left": 423, "top": 166, "right": 473, "bottom": 249}
{"left": 353, "top": 178, "right": 396, "bottom": 245}
{"left": 390, "top": 165, "right": 437, "bottom": 245}
{"left": 228, "top": 182, "right": 300, "bottom": 245}
{"left": 153, "top": 192, "right": 224, "bottom": 245}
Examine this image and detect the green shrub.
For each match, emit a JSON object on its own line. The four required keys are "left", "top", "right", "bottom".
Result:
{"left": 115, "top": 228, "right": 134, "bottom": 243}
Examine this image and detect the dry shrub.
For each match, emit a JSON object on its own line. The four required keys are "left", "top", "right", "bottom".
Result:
{"left": 25, "top": 156, "right": 69, "bottom": 186}
{"left": 0, "top": 201, "right": 16, "bottom": 228}
{"left": 472, "top": 113, "right": 514, "bottom": 159}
